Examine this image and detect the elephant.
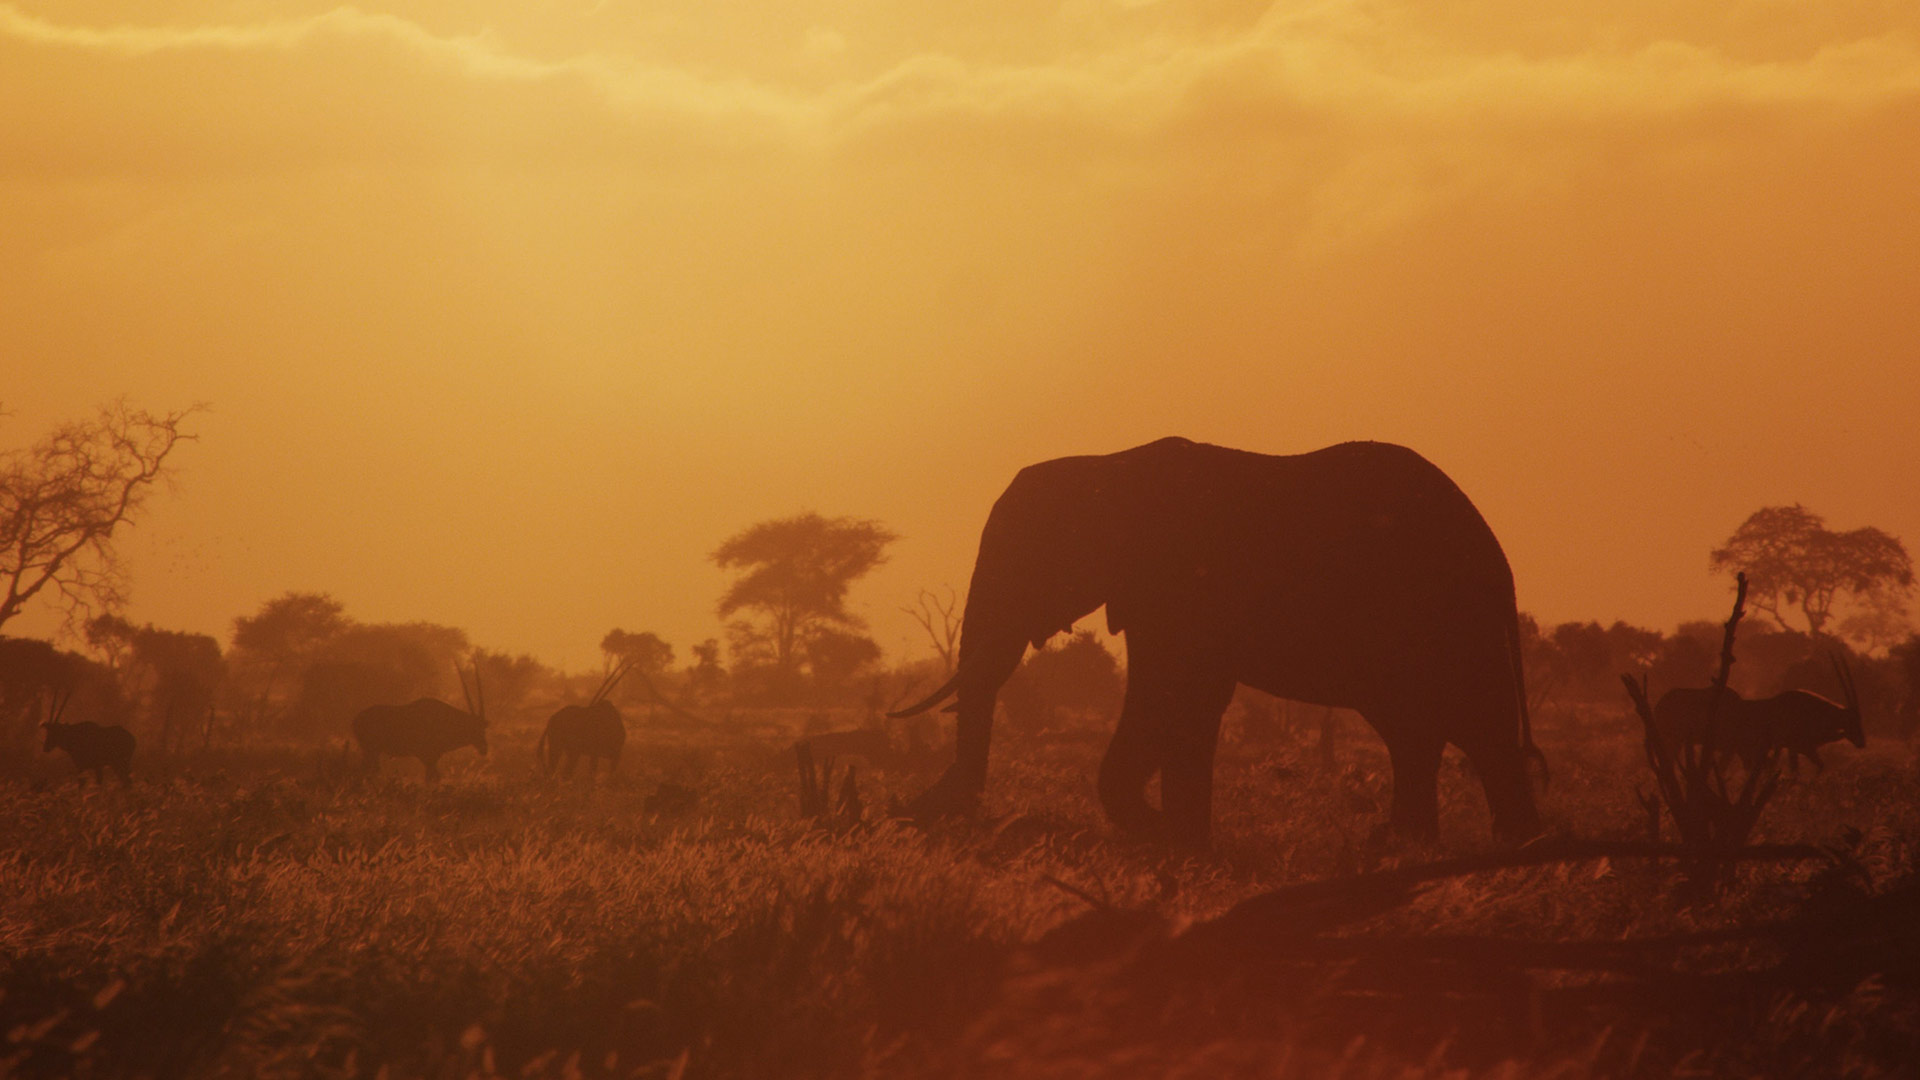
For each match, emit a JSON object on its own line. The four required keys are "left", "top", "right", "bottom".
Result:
{"left": 891, "top": 437, "right": 1545, "bottom": 847}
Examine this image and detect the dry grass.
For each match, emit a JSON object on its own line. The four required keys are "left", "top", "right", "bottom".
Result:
{"left": 3, "top": 705, "right": 1917, "bottom": 1078}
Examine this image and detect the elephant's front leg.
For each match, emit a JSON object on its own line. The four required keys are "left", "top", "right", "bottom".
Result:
{"left": 1098, "top": 693, "right": 1164, "bottom": 839}
{"left": 1158, "top": 681, "right": 1233, "bottom": 848}
{"left": 1100, "top": 640, "right": 1234, "bottom": 847}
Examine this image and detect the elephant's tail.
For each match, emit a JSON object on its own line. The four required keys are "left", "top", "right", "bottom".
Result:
{"left": 1508, "top": 609, "right": 1550, "bottom": 789}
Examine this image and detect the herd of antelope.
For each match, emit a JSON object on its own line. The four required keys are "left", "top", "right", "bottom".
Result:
{"left": 31, "top": 649, "right": 1873, "bottom": 808}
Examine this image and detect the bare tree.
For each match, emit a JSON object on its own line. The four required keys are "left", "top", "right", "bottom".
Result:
{"left": 0, "top": 403, "right": 198, "bottom": 633}
{"left": 902, "top": 585, "right": 962, "bottom": 675}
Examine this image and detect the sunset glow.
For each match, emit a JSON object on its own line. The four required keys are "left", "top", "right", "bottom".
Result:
{"left": 8, "top": 1, "right": 1918, "bottom": 663}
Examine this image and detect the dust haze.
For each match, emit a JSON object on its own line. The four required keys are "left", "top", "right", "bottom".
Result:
{"left": 5, "top": 2, "right": 1920, "bottom": 1077}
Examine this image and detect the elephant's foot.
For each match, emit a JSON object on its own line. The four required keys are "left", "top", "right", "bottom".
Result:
{"left": 1368, "top": 818, "right": 1440, "bottom": 857}
{"left": 1381, "top": 805, "right": 1441, "bottom": 847}
{"left": 902, "top": 765, "right": 982, "bottom": 824}
{"left": 1100, "top": 791, "right": 1202, "bottom": 847}
{"left": 1491, "top": 808, "right": 1545, "bottom": 846}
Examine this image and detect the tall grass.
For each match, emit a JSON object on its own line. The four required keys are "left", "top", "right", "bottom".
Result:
{"left": 3, "top": 708, "right": 1916, "bottom": 1077}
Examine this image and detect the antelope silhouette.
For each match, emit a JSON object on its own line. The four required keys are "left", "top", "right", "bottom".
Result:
{"left": 1651, "top": 653, "right": 1865, "bottom": 774}
{"left": 352, "top": 663, "right": 488, "bottom": 781}
{"left": 539, "top": 658, "right": 631, "bottom": 779}
{"left": 40, "top": 688, "right": 135, "bottom": 786}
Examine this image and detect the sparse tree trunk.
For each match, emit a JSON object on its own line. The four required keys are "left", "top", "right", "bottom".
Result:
{"left": 1623, "top": 573, "right": 1782, "bottom": 896}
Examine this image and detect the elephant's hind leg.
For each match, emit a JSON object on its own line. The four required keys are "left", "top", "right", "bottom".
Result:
{"left": 1380, "top": 724, "right": 1445, "bottom": 843}
{"left": 1457, "top": 734, "right": 1542, "bottom": 843}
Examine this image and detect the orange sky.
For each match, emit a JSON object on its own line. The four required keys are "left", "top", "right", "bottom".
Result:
{"left": 6, "top": 1, "right": 1919, "bottom": 668}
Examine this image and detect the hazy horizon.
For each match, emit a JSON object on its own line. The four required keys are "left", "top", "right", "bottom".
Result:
{"left": 8, "top": 1, "right": 1918, "bottom": 667}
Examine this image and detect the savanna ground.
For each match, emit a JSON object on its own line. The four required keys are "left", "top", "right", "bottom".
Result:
{"left": 4, "top": 700, "right": 1918, "bottom": 1079}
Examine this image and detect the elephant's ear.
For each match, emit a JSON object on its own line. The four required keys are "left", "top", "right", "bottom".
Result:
{"left": 1105, "top": 595, "right": 1131, "bottom": 635}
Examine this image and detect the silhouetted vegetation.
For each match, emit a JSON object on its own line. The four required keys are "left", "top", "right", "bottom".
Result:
{"left": 713, "top": 513, "right": 897, "bottom": 705}
{"left": 0, "top": 403, "right": 197, "bottom": 634}
{"left": 599, "top": 629, "right": 674, "bottom": 697}
{"left": 999, "top": 629, "right": 1124, "bottom": 734}
{"left": 1711, "top": 503, "right": 1914, "bottom": 646}
{"left": 4, "top": 496, "right": 1920, "bottom": 1077}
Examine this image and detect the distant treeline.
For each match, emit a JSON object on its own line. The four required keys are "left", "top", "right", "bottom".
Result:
{"left": 1518, "top": 614, "right": 1920, "bottom": 736}
{"left": 6, "top": 594, "right": 1919, "bottom": 771}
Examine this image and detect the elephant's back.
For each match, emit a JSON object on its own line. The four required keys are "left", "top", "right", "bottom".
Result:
{"left": 1280, "top": 441, "right": 1508, "bottom": 574}
{"left": 1126, "top": 439, "right": 1520, "bottom": 674}
{"left": 1112, "top": 438, "right": 1509, "bottom": 581}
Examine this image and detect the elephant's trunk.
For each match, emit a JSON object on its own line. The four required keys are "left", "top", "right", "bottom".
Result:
{"left": 900, "top": 616, "right": 1029, "bottom": 820}
{"left": 948, "top": 629, "right": 1027, "bottom": 789}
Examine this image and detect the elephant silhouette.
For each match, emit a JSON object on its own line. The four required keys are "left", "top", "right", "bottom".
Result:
{"left": 893, "top": 437, "right": 1545, "bottom": 846}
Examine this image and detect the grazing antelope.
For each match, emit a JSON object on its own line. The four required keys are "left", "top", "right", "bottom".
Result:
{"left": 352, "top": 663, "right": 489, "bottom": 781}
{"left": 539, "top": 658, "right": 631, "bottom": 779}
{"left": 1651, "top": 654, "right": 1865, "bottom": 774}
{"left": 40, "top": 688, "right": 135, "bottom": 786}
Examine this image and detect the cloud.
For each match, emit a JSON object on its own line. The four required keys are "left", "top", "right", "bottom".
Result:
{"left": 3, "top": 2, "right": 1917, "bottom": 255}
{"left": 0, "top": 3, "right": 813, "bottom": 165}
{"left": 4, "top": 3, "right": 1916, "bottom": 149}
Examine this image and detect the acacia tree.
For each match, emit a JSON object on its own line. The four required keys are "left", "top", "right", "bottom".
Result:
{"left": 228, "top": 592, "right": 348, "bottom": 730}
{"left": 601, "top": 629, "right": 674, "bottom": 678}
{"left": 470, "top": 648, "right": 548, "bottom": 720}
{"left": 600, "top": 628, "right": 677, "bottom": 708}
{"left": 684, "top": 638, "right": 727, "bottom": 701}
{"left": 0, "top": 404, "right": 197, "bottom": 632}
{"left": 711, "top": 513, "right": 897, "bottom": 701}
{"left": 1709, "top": 505, "right": 1913, "bottom": 643}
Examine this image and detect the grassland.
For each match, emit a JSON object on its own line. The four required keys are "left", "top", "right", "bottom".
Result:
{"left": 3, "top": 706, "right": 1917, "bottom": 1078}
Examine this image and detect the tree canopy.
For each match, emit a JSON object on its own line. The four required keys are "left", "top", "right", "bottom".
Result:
{"left": 601, "top": 629, "right": 674, "bottom": 676}
{"left": 86, "top": 614, "right": 224, "bottom": 751}
{"left": 711, "top": 512, "right": 897, "bottom": 701}
{"left": 0, "top": 404, "right": 197, "bottom": 632}
{"left": 1709, "top": 505, "right": 1913, "bottom": 643}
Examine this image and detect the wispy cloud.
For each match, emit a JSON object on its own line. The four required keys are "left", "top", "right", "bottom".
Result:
{"left": 0, "top": 4, "right": 812, "bottom": 128}
{"left": 4, "top": 0, "right": 1918, "bottom": 259}
{"left": 4, "top": 2, "right": 1916, "bottom": 144}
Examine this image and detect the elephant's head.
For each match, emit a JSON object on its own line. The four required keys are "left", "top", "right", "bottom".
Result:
{"left": 891, "top": 456, "right": 1122, "bottom": 814}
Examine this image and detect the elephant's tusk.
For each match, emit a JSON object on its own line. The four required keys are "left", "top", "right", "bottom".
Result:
{"left": 888, "top": 670, "right": 963, "bottom": 719}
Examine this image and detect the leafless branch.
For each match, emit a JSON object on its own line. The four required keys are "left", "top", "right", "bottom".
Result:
{"left": 0, "top": 403, "right": 200, "bottom": 634}
{"left": 901, "top": 585, "right": 962, "bottom": 674}
{"left": 1620, "top": 572, "right": 1781, "bottom": 890}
